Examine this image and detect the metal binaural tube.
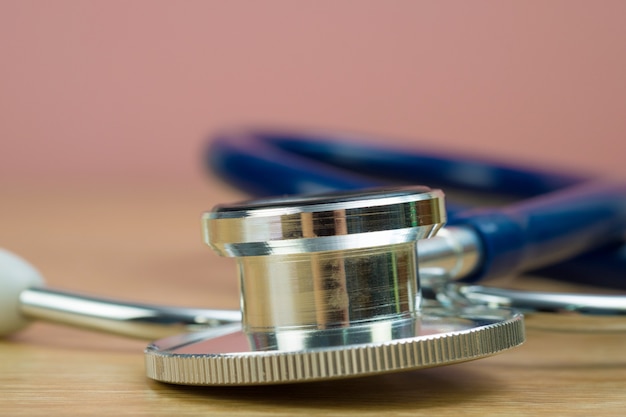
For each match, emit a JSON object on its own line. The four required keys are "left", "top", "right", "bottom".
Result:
{"left": 19, "top": 287, "right": 241, "bottom": 340}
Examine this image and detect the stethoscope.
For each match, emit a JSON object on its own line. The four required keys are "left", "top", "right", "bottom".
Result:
{"left": 2, "top": 129, "right": 625, "bottom": 386}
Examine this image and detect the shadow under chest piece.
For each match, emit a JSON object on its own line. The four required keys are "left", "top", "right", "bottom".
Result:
{"left": 145, "top": 186, "right": 524, "bottom": 386}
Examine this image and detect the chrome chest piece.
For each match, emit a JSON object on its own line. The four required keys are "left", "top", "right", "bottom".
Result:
{"left": 145, "top": 186, "right": 524, "bottom": 385}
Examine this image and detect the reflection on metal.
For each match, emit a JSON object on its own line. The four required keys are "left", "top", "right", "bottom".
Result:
{"left": 443, "top": 284, "right": 626, "bottom": 332}
{"left": 203, "top": 186, "right": 446, "bottom": 351}
{"left": 145, "top": 307, "right": 524, "bottom": 385}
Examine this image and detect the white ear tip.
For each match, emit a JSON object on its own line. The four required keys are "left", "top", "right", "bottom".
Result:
{"left": 0, "top": 249, "right": 45, "bottom": 336}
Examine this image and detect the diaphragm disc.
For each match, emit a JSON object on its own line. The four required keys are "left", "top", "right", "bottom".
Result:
{"left": 145, "top": 306, "right": 524, "bottom": 386}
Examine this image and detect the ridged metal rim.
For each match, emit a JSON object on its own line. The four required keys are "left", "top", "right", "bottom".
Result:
{"left": 145, "top": 307, "right": 524, "bottom": 386}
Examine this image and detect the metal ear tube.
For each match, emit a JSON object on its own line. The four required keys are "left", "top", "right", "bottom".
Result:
{"left": 144, "top": 187, "right": 524, "bottom": 386}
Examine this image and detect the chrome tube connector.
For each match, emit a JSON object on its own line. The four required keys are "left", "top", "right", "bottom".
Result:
{"left": 417, "top": 226, "right": 482, "bottom": 282}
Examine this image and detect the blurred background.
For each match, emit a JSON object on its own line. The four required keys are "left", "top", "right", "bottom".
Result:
{"left": 1, "top": 0, "right": 625, "bottom": 187}
{"left": 1, "top": 0, "right": 626, "bottom": 369}
{"left": 1, "top": 3, "right": 625, "bottom": 403}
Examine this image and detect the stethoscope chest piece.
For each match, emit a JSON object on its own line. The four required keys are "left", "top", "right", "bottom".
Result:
{"left": 144, "top": 186, "right": 525, "bottom": 385}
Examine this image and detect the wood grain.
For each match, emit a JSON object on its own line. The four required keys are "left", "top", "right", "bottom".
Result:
{"left": 1, "top": 181, "right": 625, "bottom": 416}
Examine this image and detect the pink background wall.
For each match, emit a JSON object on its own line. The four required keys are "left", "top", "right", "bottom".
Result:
{"left": 1, "top": 1, "right": 625, "bottom": 185}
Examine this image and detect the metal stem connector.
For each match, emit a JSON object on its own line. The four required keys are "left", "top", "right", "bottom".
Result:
{"left": 203, "top": 186, "right": 446, "bottom": 351}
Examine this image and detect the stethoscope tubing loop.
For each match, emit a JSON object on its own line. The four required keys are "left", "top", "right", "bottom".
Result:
{"left": 207, "top": 129, "right": 626, "bottom": 286}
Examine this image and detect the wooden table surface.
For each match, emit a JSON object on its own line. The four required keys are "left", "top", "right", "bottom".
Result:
{"left": 1, "top": 180, "right": 625, "bottom": 416}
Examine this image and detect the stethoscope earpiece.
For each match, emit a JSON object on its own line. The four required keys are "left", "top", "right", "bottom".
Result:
{"left": 0, "top": 249, "right": 45, "bottom": 336}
